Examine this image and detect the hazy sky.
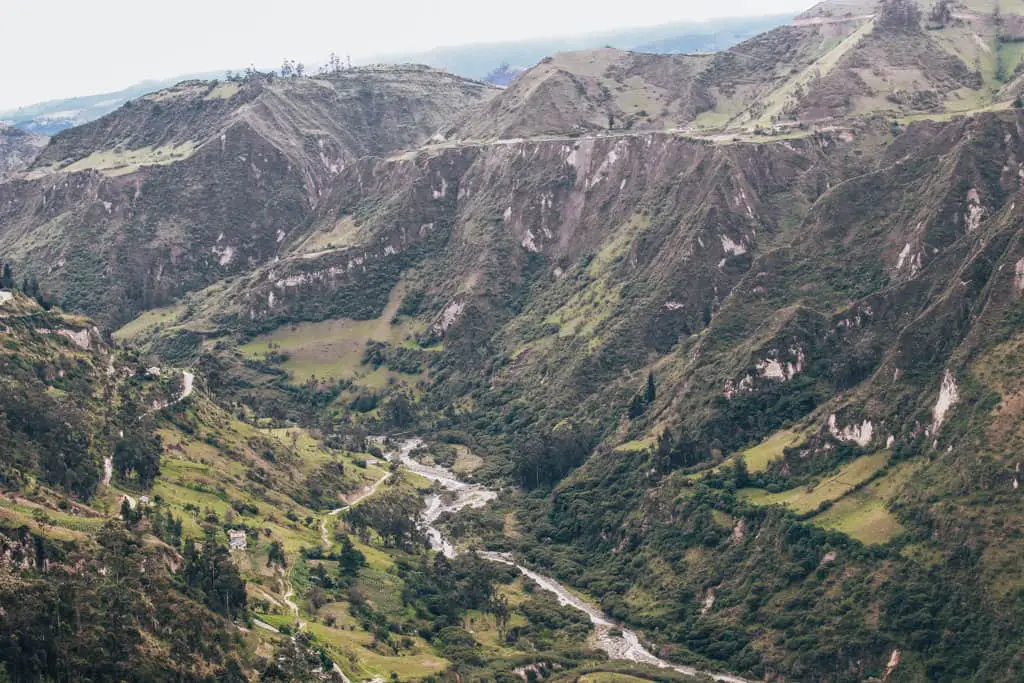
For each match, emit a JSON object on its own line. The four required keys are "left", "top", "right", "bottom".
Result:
{"left": 0, "top": 0, "right": 815, "bottom": 110}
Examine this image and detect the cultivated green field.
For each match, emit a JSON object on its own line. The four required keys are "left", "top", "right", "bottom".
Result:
{"left": 113, "top": 303, "right": 186, "bottom": 341}
{"left": 240, "top": 283, "right": 426, "bottom": 387}
{"left": 740, "top": 450, "right": 891, "bottom": 513}
{"left": 739, "top": 451, "right": 916, "bottom": 544}
{"left": 811, "top": 459, "right": 920, "bottom": 544}
{"left": 739, "top": 427, "right": 809, "bottom": 473}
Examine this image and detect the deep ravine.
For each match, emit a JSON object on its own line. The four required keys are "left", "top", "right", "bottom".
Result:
{"left": 383, "top": 439, "right": 755, "bottom": 683}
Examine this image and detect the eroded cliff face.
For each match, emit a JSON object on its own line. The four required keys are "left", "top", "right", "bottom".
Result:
{"left": 168, "top": 110, "right": 1024, "bottom": 457}
{"left": 0, "top": 69, "right": 497, "bottom": 327}
{"left": 235, "top": 129, "right": 845, "bottom": 316}
{"left": 383, "top": 111, "right": 1024, "bottom": 681}
{"left": 49, "top": 99, "right": 1024, "bottom": 485}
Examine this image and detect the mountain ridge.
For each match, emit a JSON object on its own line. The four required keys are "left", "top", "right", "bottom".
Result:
{"left": 0, "top": 66, "right": 497, "bottom": 328}
{"left": 1, "top": 14, "right": 798, "bottom": 137}
{"left": 3, "top": 2, "right": 1024, "bottom": 680}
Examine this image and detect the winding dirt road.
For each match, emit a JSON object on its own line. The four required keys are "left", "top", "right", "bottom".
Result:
{"left": 103, "top": 370, "right": 195, "bottom": 487}
{"left": 320, "top": 470, "right": 393, "bottom": 547}
{"left": 143, "top": 369, "right": 196, "bottom": 415}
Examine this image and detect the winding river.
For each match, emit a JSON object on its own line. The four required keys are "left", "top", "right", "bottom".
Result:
{"left": 383, "top": 439, "right": 753, "bottom": 683}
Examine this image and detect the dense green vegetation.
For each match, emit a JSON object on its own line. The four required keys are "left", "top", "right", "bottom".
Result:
{"left": 8, "top": 6, "right": 1024, "bottom": 680}
{"left": 0, "top": 522, "right": 250, "bottom": 681}
{"left": 394, "top": 551, "right": 598, "bottom": 679}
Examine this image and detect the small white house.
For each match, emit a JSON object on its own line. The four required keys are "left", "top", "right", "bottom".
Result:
{"left": 228, "top": 529, "right": 248, "bottom": 550}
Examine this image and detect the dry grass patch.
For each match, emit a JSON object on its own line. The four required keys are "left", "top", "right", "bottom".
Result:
{"left": 451, "top": 445, "right": 484, "bottom": 474}
{"left": 30, "top": 142, "right": 199, "bottom": 178}
{"left": 240, "top": 283, "right": 425, "bottom": 387}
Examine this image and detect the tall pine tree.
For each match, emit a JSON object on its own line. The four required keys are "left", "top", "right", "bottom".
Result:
{"left": 628, "top": 394, "right": 645, "bottom": 419}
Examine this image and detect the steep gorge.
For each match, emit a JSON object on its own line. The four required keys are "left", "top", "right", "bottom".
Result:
{"left": 3, "top": 2, "right": 1024, "bottom": 680}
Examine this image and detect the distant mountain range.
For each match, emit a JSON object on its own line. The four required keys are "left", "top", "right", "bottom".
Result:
{"left": 0, "top": 14, "right": 794, "bottom": 136}
{"left": 379, "top": 13, "right": 798, "bottom": 80}
{"left": 6, "top": 2, "right": 1024, "bottom": 681}
{"left": 0, "top": 72, "right": 223, "bottom": 136}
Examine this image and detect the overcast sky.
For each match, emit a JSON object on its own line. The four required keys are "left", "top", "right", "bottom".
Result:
{"left": 0, "top": 0, "right": 815, "bottom": 110}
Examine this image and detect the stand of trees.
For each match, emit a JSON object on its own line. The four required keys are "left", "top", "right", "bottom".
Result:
{"left": 0, "top": 260, "right": 51, "bottom": 309}
{"left": 928, "top": 0, "right": 954, "bottom": 27}
{"left": 0, "top": 522, "right": 248, "bottom": 680}
{"left": 113, "top": 423, "right": 162, "bottom": 488}
{"left": 182, "top": 528, "right": 248, "bottom": 620}
{"left": 627, "top": 372, "right": 656, "bottom": 419}
{"left": 225, "top": 52, "right": 354, "bottom": 84}
{"left": 513, "top": 422, "right": 597, "bottom": 490}
{"left": 346, "top": 484, "right": 423, "bottom": 550}
{"left": 0, "top": 377, "right": 100, "bottom": 499}
{"left": 650, "top": 427, "right": 713, "bottom": 473}
{"left": 877, "top": 0, "right": 922, "bottom": 32}
{"left": 398, "top": 551, "right": 592, "bottom": 671}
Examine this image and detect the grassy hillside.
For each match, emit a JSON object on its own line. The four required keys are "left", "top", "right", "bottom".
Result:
{"left": 95, "top": 101, "right": 1024, "bottom": 681}
{"left": 6, "top": 2, "right": 1024, "bottom": 680}
{"left": 449, "top": 0, "right": 1024, "bottom": 141}
{"left": 136, "top": 106, "right": 1024, "bottom": 679}
{"left": 0, "top": 286, "right": 618, "bottom": 681}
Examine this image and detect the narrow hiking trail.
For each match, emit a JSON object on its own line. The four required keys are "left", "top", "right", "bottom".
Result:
{"left": 286, "top": 466, "right": 393, "bottom": 681}
{"left": 792, "top": 13, "right": 875, "bottom": 26}
{"left": 104, "top": 370, "right": 196, "bottom": 487}
{"left": 384, "top": 438, "right": 757, "bottom": 683}
{"left": 320, "top": 471, "right": 393, "bottom": 547}
{"left": 253, "top": 619, "right": 280, "bottom": 633}
{"left": 277, "top": 565, "right": 353, "bottom": 683}
{"left": 280, "top": 569, "right": 301, "bottom": 626}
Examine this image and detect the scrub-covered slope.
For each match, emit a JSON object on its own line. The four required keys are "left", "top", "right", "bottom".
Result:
{"left": 142, "top": 107, "right": 1024, "bottom": 679}
{"left": 4, "top": 2, "right": 1024, "bottom": 681}
{"left": 0, "top": 68, "right": 496, "bottom": 327}
{"left": 0, "top": 124, "right": 46, "bottom": 179}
